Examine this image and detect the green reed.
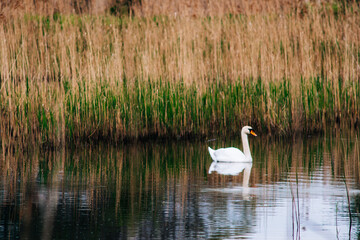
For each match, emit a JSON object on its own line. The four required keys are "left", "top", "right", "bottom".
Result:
{"left": 0, "top": 5, "right": 359, "bottom": 149}
{"left": 1, "top": 75, "right": 359, "bottom": 149}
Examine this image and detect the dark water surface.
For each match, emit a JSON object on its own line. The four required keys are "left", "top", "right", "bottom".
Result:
{"left": 1, "top": 132, "right": 359, "bottom": 239}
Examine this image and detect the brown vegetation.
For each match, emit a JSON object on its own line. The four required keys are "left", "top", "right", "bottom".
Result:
{"left": 0, "top": 1, "right": 359, "bottom": 149}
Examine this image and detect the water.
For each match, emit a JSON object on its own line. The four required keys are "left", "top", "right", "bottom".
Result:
{"left": 0, "top": 132, "right": 359, "bottom": 239}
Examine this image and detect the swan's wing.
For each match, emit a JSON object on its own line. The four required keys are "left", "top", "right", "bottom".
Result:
{"left": 213, "top": 147, "right": 247, "bottom": 162}
{"left": 208, "top": 147, "right": 217, "bottom": 161}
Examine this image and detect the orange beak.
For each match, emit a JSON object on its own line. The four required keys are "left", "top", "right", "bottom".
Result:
{"left": 250, "top": 130, "right": 257, "bottom": 136}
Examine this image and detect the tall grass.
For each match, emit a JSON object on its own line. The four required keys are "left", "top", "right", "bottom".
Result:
{"left": 0, "top": 2, "right": 359, "bottom": 148}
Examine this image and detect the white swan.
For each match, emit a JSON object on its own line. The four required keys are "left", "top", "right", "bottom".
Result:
{"left": 208, "top": 126, "right": 257, "bottom": 162}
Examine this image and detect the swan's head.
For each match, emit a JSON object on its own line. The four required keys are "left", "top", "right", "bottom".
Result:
{"left": 242, "top": 126, "right": 257, "bottom": 136}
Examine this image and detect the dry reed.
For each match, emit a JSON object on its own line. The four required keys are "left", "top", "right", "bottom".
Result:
{"left": 0, "top": 1, "right": 359, "bottom": 148}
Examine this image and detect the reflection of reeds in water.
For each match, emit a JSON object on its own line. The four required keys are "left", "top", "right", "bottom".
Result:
{"left": 0, "top": 133, "right": 359, "bottom": 237}
{"left": 2, "top": 133, "right": 359, "bottom": 201}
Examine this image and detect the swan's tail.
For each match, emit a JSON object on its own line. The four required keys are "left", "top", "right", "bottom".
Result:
{"left": 208, "top": 147, "right": 217, "bottom": 161}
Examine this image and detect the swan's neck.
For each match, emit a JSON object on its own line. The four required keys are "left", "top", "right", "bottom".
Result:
{"left": 241, "top": 132, "right": 252, "bottom": 161}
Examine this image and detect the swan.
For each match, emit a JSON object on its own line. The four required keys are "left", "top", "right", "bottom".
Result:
{"left": 208, "top": 126, "right": 257, "bottom": 162}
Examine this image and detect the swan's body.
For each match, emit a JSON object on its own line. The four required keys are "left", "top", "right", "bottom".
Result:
{"left": 208, "top": 126, "right": 256, "bottom": 162}
{"left": 208, "top": 147, "right": 247, "bottom": 162}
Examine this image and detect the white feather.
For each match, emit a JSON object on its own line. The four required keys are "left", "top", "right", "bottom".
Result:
{"left": 208, "top": 126, "right": 256, "bottom": 162}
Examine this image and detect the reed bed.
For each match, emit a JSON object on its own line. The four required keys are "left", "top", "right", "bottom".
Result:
{"left": 0, "top": 2, "right": 359, "bottom": 148}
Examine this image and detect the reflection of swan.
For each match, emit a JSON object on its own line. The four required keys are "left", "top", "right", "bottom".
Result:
{"left": 208, "top": 126, "right": 257, "bottom": 162}
{"left": 208, "top": 162, "right": 253, "bottom": 196}
{"left": 208, "top": 162, "right": 252, "bottom": 176}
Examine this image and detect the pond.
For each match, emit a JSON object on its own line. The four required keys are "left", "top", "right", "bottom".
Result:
{"left": 1, "top": 130, "right": 359, "bottom": 239}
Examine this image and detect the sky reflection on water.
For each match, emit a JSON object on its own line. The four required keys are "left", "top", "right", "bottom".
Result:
{"left": 0, "top": 132, "right": 359, "bottom": 239}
